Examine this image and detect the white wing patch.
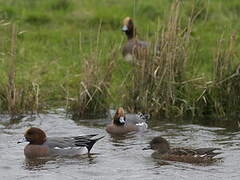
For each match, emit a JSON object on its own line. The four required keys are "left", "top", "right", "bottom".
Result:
{"left": 54, "top": 147, "right": 82, "bottom": 150}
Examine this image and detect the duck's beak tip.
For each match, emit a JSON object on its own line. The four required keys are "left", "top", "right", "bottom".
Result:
{"left": 142, "top": 146, "right": 151, "bottom": 150}
{"left": 17, "top": 137, "right": 27, "bottom": 144}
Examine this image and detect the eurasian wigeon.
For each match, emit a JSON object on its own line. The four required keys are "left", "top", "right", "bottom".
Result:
{"left": 18, "top": 127, "right": 104, "bottom": 159}
{"left": 122, "top": 17, "right": 150, "bottom": 63}
{"left": 106, "top": 107, "right": 148, "bottom": 135}
{"left": 144, "top": 136, "right": 221, "bottom": 164}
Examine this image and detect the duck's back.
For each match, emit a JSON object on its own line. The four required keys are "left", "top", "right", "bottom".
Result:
{"left": 170, "top": 147, "right": 220, "bottom": 156}
{"left": 157, "top": 147, "right": 221, "bottom": 164}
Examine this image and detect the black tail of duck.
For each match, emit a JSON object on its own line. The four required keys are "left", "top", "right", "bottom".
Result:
{"left": 74, "top": 135, "right": 104, "bottom": 154}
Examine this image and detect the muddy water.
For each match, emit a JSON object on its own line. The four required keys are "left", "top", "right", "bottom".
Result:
{"left": 0, "top": 110, "right": 239, "bottom": 180}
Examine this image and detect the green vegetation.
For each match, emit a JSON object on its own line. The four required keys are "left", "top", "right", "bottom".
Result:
{"left": 0, "top": 0, "right": 240, "bottom": 119}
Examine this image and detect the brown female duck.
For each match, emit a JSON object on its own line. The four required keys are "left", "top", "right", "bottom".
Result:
{"left": 122, "top": 17, "right": 150, "bottom": 63}
{"left": 145, "top": 136, "right": 221, "bottom": 164}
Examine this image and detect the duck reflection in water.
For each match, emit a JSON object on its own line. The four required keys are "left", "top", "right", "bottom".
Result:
{"left": 23, "top": 153, "right": 98, "bottom": 171}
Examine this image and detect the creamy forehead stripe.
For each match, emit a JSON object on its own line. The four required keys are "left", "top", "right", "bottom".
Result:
{"left": 118, "top": 108, "right": 125, "bottom": 115}
{"left": 24, "top": 129, "right": 29, "bottom": 136}
{"left": 123, "top": 17, "right": 131, "bottom": 25}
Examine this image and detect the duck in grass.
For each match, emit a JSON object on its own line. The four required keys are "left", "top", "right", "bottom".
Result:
{"left": 18, "top": 127, "right": 104, "bottom": 159}
{"left": 122, "top": 17, "right": 150, "bottom": 63}
{"left": 144, "top": 136, "right": 221, "bottom": 164}
{"left": 106, "top": 107, "right": 148, "bottom": 135}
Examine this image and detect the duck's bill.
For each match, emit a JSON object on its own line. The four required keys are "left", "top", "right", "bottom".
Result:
{"left": 122, "top": 25, "right": 128, "bottom": 31}
{"left": 142, "top": 146, "right": 151, "bottom": 150}
{"left": 17, "top": 137, "right": 27, "bottom": 144}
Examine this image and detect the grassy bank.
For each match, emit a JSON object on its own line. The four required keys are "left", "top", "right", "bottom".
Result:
{"left": 0, "top": 0, "right": 240, "bottom": 119}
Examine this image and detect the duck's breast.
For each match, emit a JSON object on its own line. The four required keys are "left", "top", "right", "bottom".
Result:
{"left": 106, "top": 124, "right": 138, "bottom": 135}
{"left": 122, "top": 39, "right": 150, "bottom": 61}
{"left": 24, "top": 144, "right": 49, "bottom": 158}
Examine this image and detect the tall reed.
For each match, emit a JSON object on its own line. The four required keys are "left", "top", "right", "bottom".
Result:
{"left": 210, "top": 33, "right": 240, "bottom": 118}
{"left": 68, "top": 49, "right": 116, "bottom": 119}
{"left": 0, "top": 24, "right": 40, "bottom": 116}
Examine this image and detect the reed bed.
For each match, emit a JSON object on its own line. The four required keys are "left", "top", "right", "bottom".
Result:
{"left": 0, "top": 0, "right": 239, "bottom": 121}
{"left": 122, "top": 1, "right": 194, "bottom": 117}
{"left": 122, "top": 0, "right": 240, "bottom": 119}
{"left": 68, "top": 49, "right": 116, "bottom": 119}
{"left": 207, "top": 33, "right": 240, "bottom": 118}
{"left": 0, "top": 24, "right": 40, "bottom": 117}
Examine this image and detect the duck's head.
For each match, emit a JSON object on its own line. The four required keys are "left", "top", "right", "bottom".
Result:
{"left": 144, "top": 136, "right": 170, "bottom": 154}
{"left": 116, "top": 107, "right": 125, "bottom": 116}
{"left": 122, "top": 17, "right": 133, "bottom": 31}
{"left": 18, "top": 127, "right": 47, "bottom": 145}
{"left": 113, "top": 107, "right": 126, "bottom": 126}
{"left": 122, "top": 17, "right": 135, "bottom": 39}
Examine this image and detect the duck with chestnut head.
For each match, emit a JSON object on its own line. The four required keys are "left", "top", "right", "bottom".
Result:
{"left": 106, "top": 107, "right": 148, "bottom": 135}
{"left": 122, "top": 17, "right": 150, "bottom": 63}
{"left": 18, "top": 127, "right": 104, "bottom": 159}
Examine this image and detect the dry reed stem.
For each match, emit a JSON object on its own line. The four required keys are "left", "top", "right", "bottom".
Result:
{"left": 0, "top": 24, "right": 40, "bottom": 115}
{"left": 209, "top": 32, "right": 240, "bottom": 117}
{"left": 6, "top": 24, "right": 17, "bottom": 114}
{"left": 69, "top": 48, "right": 116, "bottom": 119}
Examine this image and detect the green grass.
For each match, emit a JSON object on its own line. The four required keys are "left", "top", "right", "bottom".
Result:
{"left": 0, "top": 0, "right": 240, "bottom": 117}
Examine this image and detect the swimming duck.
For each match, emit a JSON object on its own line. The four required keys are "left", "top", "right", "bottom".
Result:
{"left": 106, "top": 107, "right": 148, "bottom": 135}
{"left": 122, "top": 17, "right": 150, "bottom": 63}
{"left": 18, "top": 127, "right": 104, "bottom": 159}
{"left": 144, "top": 136, "right": 221, "bottom": 164}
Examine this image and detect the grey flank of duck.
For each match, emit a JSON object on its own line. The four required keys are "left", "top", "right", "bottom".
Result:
{"left": 18, "top": 127, "right": 104, "bottom": 159}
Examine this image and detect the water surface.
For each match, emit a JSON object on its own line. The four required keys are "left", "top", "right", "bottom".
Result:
{"left": 0, "top": 111, "right": 239, "bottom": 180}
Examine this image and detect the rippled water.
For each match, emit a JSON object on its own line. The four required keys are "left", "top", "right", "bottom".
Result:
{"left": 0, "top": 110, "right": 239, "bottom": 180}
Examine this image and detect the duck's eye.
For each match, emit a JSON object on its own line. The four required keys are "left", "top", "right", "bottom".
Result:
{"left": 128, "top": 20, "right": 133, "bottom": 25}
